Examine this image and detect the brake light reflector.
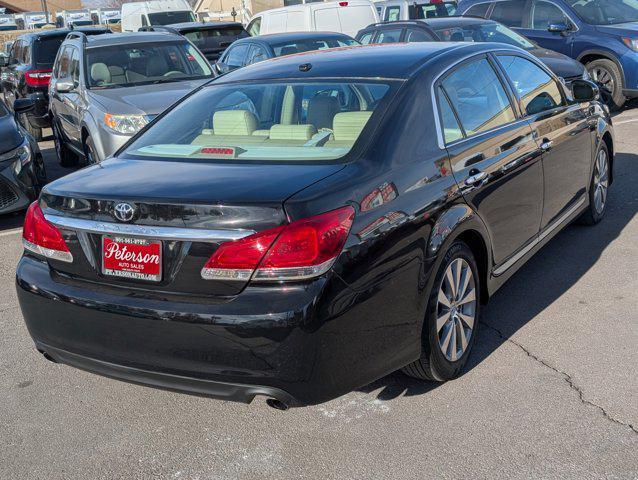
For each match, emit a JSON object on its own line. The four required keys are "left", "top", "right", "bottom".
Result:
{"left": 339, "top": 1, "right": 349, "bottom": 5}
{"left": 201, "top": 206, "right": 355, "bottom": 282}
{"left": 25, "top": 69, "right": 52, "bottom": 87}
{"left": 22, "top": 202, "right": 73, "bottom": 263}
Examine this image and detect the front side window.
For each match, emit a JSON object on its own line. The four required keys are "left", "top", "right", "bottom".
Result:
{"left": 441, "top": 57, "right": 516, "bottom": 136}
{"left": 86, "top": 41, "right": 212, "bottom": 89}
{"left": 358, "top": 32, "right": 373, "bottom": 44}
{"left": 225, "top": 44, "right": 250, "bottom": 67}
{"left": 70, "top": 48, "right": 80, "bottom": 83}
{"left": 531, "top": 1, "right": 569, "bottom": 28}
{"left": 247, "top": 17, "right": 261, "bottom": 36}
{"left": 123, "top": 80, "right": 395, "bottom": 162}
{"left": 385, "top": 6, "right": 401, "bottom": 21}
{"left": 433, "top": 22, "right": 535, "bottom": 49}
{"left": 377, "top": 28, "right": 404, "bottom": 43}
{"left": 56, "top": 46, "right": 72, "bottom": 79}
{"left": 497, "top": 55, "right": 565, "bottom": 115}
{"left": 246, "top": 45, "right": 268, "bottom": 65}
{"left": 490, "top": 0, "right": 525, "bottom": 27}
{"left": 566, "top": 0, "right": 638, "bottom": 24}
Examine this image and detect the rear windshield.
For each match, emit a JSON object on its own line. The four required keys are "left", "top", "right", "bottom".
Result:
{"left": 34, "top": 36, "right": 66, "bottom": 68}
{"left": 123, "top": 80, "right": 396, "bottom": 162}
{"left": 272, "top": 38, "right": 359, "bottom": 56}
{"left": 86, "top": 41, "right": 212, "bottom": 88}
{"left": 148, "top": 11, "right": 196, "bottom": 25}
{"left": 183, "top": 27, "right": 247, "bottom": 47}
{"left": 433, "top": 22, "right": 535, "bottom": 49}
{"left": 410, "top": 2, "right": 457, "bottom": 18}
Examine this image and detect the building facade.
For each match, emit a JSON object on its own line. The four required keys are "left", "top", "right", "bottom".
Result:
{"left": 0, "top": 0, "right": 82, "bottom": 14}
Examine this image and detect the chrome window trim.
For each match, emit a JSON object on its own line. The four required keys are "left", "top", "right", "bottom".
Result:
{"left": 45, "top": 214, "right": 255, "bottom": 243}
{"left": 493, "top": 196, "right": 586, "bottom": 276}
{"left": 431, "top": 49, "right": 528, "bottom": 150}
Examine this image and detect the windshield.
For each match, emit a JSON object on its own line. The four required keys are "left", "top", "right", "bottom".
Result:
{"left": 272, "top": 38, "right": 359, "bottom": 56}
{"left": 433, "top": 23, "right": 535, "bottom": 49}
{"left": 86, "top": 41, "right": 212, "bottom": 89}
{"left": 148, "top": 11, "right": 196, "bottom": 25}
{"left": 183, "top": 27, "right": 248, "bottom": 47}
{"left": 123, "top": 80, "right": 395, "bottom": 162}
{"left": 567, "top": 0, "right": 638, "bottom": 24}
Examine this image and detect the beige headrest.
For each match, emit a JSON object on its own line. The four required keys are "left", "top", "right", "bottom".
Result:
{"left": 90, "top": 63, "right": 111, "bottom": 84}
{"left": 269, "top": 124, "right": 317, "bottom": 140}
{"left": 213, "top": 110, "right": 258, "bottom": 136}
{"left": 332, "top": 111, "right": 373, "bottom": 141}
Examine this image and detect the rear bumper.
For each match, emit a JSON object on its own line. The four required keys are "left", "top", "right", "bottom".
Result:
{"left": 17, "top": 255, "right": 418, "bottom": 406}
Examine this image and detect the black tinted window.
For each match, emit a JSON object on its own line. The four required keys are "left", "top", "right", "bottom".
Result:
{"left": 490, "top": 0, "right": 525, "bottom": 26}
{"left": 377, "top": 28, "right": 404, "bottom": 43}
{"left": 497, "top": 55, "right": 565, "bottom": 115}
{"left": 466, "top": 3, "right": 491, "bottom": 17}
{"left": 34, "top": 36, "right": 65, "bottom": 68}
{"left": 441, "top": 57, "right": 516, "bottom": 136}
{"left": 405, "top": 28, "right": 436, "bottom": 42}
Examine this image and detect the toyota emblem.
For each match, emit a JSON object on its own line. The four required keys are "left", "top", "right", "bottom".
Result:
{"left": 113, "top": 202, "right": 136, "bottom": 223}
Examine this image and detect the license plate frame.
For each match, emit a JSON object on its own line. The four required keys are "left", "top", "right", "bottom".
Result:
{"left": 101, "top": 235, "right": 162, "bottom": 282}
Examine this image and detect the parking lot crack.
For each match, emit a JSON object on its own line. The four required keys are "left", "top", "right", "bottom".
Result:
{"left": 480, "top": 321, "right": 638, "bottom": 435}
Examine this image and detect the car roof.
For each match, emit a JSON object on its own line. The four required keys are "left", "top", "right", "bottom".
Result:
{"left": 17, "top": 27, "right": 110, "bottom": 41}
{"left": 83, "top": 31, "right": 184, "bottom": 48}
{"left": 214, "top": 42, "right": 521, "bottom": 83}
{"left": 163, "top": 21, "right": 245, "bottom": 30}
{"left": 234, "top": 31, "right": 354, "bottom": 45}
{"left": 363, "top": 17, "right": 496, "bottom": 31}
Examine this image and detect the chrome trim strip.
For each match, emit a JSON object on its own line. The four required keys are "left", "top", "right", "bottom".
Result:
{"left": 493, "top": 196, "right": 586, "bottom": 276}
{"left": 45, "top": 214, "right": 255, "bottom": 243}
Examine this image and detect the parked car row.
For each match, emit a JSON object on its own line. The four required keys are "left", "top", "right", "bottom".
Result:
{"left": 15, "top": 41, "right": 613, "bottom": 409}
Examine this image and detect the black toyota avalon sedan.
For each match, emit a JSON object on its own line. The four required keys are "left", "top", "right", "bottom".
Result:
{"left": 0, "top": 99, "right": 46, "bottom": 215}
{"left": 17, "top": 43, "right": 613, "bottom": 408}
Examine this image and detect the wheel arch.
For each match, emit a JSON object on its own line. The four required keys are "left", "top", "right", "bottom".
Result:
{"left": 577, "top": 50, "right": 626, "bottom": 86}
{"left": 427, "top": 203, "right": 492, "bottom": 305}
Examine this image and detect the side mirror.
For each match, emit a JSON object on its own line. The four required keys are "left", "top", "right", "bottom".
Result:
{"left": 56, "top": 80, "right": 76, "bottom": 93}
{"left": 548, "top": 22, "right": 570, "bottom": 34}
{"left": 13, "top": 97, "right": 35, "bottom": 114}
{"left": 571, "top": 79, "right": 599, "bottom": 102}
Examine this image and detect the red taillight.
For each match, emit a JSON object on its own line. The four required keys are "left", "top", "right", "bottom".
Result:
{"left": 25, "top": 69, "right": 52, "bottom": 87}
{"left": 339, "top": 1, "right": 349, "bottom": 5}
{"left": 22, "top": 202, "right": 73, "bottom": 263}
{"left": 202, "top": 206, "right": 355, "bottom": 282}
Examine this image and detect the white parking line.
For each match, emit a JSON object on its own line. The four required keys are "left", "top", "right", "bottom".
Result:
{"left": 0, "top": 228, "right": 22, "bottom": 237}
{"left": 615, "top": 117, "right": 638, "bottom": 125}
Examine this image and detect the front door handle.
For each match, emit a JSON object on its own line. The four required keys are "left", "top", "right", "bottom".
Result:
{"left": 540, "top": 140, "right": 553, "bottom": 151}
{"left": 465, "top": 171, "right": 488, "bottom": 186}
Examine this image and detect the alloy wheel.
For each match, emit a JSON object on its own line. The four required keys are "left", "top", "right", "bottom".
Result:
{"left": 593, "top": 148, "right": 609, "bottom": 214}
{"left": 590, "top": 67, "right": 615, "bottom": 104}
{"left": 436, "top": 258, "right": 476, "bottom": 362}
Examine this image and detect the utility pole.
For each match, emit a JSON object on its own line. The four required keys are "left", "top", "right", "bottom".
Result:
{"left": 40, "top": 0, "right": 49, "bottom": 23}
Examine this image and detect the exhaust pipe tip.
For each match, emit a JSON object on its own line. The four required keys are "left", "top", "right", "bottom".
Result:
{"left": 266, "top": 398, "right": 289, "bottom": 411}
{"left": 37, "top": 349, "right": 58, "bottom": 363}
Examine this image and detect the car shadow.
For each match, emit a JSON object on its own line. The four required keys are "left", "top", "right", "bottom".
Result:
{"left": 358, "top": 151, "right": 638, "bottom": 401}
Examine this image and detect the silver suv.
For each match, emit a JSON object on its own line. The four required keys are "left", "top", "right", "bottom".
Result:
{"left": 49, "top": 31, "right": 214, "bottom": 166}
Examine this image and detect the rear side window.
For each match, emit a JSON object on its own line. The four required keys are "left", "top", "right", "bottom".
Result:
{"left": 465, "top": 2, "right": 491, "bottom": 17}
{"left": 497, "top": 55, "right": 565, "bottom": 115}
{"left": 385, "top": 6, "right": 401, "bottom": 20}
{"left": 490, "top": 0, "right": 525, "bottom": 27}
{"left": 437, "top": 87, "right": 464, "bottom": 143}
{"left": 34, "top": 36, "right": 66, "bottom": 68}
{"left": 377, "top": 28, "right": 403, "bottom": 43}
{"left": 441, "top": 57, "right": 516, "bottom": 137}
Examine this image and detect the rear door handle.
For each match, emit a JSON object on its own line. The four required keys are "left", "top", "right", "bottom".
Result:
{"left": 465, "top": 171, "right": 488, "bottom": 186}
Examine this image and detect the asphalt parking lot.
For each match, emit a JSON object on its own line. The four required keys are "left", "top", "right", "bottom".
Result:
{"left": 1, "top": 109, "right": 637, "bottom": 479}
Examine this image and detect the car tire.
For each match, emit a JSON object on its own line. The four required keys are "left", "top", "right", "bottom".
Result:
{"left": 19, "top": 113, "right": 42, "bottom": 142}
{"left": 579, "top": 142, "right": 610, "bottom": 226}
{"left": 53, "top": 121, "right": 78, "bottom": 168}
{"left": 403, "top": 241, "right": 480, "bottom": 382}
{"left": 83, "top": 135, "right": 98, "bottom": 166}
{"left": 586, "top": 59, "right": 625, "bottom": 111}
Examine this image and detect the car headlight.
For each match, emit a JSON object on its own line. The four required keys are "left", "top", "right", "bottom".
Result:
{"left": 622, "top": 37, "right": 638, "bottom": 52}
{"left": 103, "top": 113, "right": 148, "bottom": 135}
{"left": 0, "top": 139, "right": 32, "bottom": 176}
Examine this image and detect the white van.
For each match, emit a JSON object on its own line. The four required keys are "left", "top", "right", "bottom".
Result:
{"left": 24, "top": 12, "right": 53, "bottom": 29}
{"left": 247, "top": 0, "right": 379, "bottom": 38}
{"left": 375, "top": 0, "right": 457, "bottom": 21}
{"left": 121, "top": 0, "right": 196, "bottom": 32}
{"left": 93, "top": 8, "right": 122, "bottom": 25}
{"left": 56, "top": 9, "right": 93, "bottom": 28}
{"left": 0, "top": 14, "right": 18, "bottom": 31}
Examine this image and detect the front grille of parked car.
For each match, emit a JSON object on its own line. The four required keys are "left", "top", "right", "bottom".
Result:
{"left": 0, "top": 180, "right": 19, "bottom": 211}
